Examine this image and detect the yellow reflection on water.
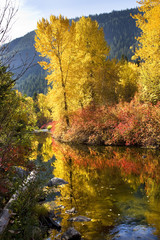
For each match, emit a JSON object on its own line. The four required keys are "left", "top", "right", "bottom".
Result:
{"left": 33, "top": 134, "right": 160, "bottom": 239}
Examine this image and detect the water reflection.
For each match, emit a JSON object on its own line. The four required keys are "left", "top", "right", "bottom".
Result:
{"left": 35, "top": 134, "right": 160, "bottom": 239}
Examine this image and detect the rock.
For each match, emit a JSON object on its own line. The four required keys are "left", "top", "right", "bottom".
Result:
{"left": 8, "top": 230, "right": 15, "bottom": 234}
{"left": 65, "top": 207, "right": 77, "bottom": 214}
{"left": 34, "top": 129, "right": 49, "bottom": 133}
{"left": 54, "top": 205, "right": 65, "bottom": 209}
{"left": 39, "top": 216, "right": 61, "bottom": 231}
{"left": 48, "top": 210, "right": 55, "bottom": 218}
{"left": 47, "top": 177, "right": 68, "bottom": 187}
{"left": 61, "top": 227, "right": 81, "bottom": 240}
{"left": 68, "top": 216, "right": 91, "bottom": 222}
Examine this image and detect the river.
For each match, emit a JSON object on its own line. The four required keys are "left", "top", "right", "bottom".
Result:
{"left": 33, "top": 133, "right": 160, "bottom": 239}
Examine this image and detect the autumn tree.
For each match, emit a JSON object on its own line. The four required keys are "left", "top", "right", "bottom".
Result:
{"left": 72, "top": 16, "right": 109, "bottom": 106}
{"left": 35, "top": 15, "right": 74, "bottom": 126}
{"left": 117, "top": 60, "right": 138, "bottom": 102}
{"left": 35, "top": 15, "right": 109, "bottom": 126}
{"left": 0, "top": 63, "right": 37, "bottom": 179}
{"left": 132, "top": 0, "right": 160, "bottom": 103}
{"left": 33, "top": 93, "right": 52, "bottom": 127}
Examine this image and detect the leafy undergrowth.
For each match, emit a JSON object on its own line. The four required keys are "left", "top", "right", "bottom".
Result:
{"left": 53, "top": 97, "right": 160, "bottom": 147}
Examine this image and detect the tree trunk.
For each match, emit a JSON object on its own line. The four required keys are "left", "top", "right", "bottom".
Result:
{"left": 63, "top": 90, "right": 70, "bottom": 127}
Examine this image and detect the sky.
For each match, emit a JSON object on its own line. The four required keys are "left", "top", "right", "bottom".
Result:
{"left": 2, "top": 0, "right": 139, "bottom": 40}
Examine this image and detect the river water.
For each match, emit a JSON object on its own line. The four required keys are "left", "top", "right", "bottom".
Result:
{"left": 34, "top": 133, "right": 160, "bottom": 240}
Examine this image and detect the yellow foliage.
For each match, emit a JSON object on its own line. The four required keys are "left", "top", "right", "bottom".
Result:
{"left": 37, "top": 93, "right": 51, "bottom": 119}
{"left": 117, "top": 61, "right": 139, "bottom": 102}
{"left": 30, "top": 136, "right": 54, "bottom": 162}
{"left": 133, "top": 0, "right": 160, "bottom": 63}
{"left": 13, "top": 92, "right": 37, "bottom": 127}
{"left": 34, "top": 203, "right": 50, "bottom": 216}
{"left": 132, "top": 0, "right": 160, "bottom": 103}
{"left": 35, "top": 15, "right": 110, "bottom": 125}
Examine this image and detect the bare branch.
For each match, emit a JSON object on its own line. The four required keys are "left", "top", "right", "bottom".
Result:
{"left": 0, "top": 0, "right": 18, "bottom": 45}
{"left": 0, "top": 0, "right": 37, "bottom": 90}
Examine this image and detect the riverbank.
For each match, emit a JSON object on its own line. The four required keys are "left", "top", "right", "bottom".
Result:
{"left": 49, "top": 98, "right": 160, "bottom": 148}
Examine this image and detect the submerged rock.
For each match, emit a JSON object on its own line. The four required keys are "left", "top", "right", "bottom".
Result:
{"left": 68, "top": 216, "right": 91, "bottom": 222}
{"left": 61, "top": 227, "right": 81, "bottom": 240}
{"left": 47, "top": 177, "right": 68, "bottom": 187}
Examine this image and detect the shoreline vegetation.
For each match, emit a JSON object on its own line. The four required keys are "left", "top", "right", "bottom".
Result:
{"left": 43, "top": 96, "right": 160, "bottom": 149}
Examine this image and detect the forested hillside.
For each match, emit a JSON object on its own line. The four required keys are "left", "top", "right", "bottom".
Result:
{"left": 8, "top": 8, "right": 139, "bottom": 96}
{"left": 90, "top": 8, "right": 140, "bottom": 59}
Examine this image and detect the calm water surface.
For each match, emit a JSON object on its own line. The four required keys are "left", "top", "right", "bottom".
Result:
{"left": 34, "top": 133, "right": 160, "bottom": 240}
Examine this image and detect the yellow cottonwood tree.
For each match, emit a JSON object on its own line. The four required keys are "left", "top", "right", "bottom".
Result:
{"left": 132, "top": 0, "right": 160, "bottom": 103}
{"left": 35, "top": 15, "right": 109, "bottom": 126}
{"left": 34, "top": 93, "right": 52, "bottom": 127}
{"left": 35, "top": 15, "right": 75, "bottom": 126}
{"left": 117, "top": 61, "right": 139, "bottom": 102}
{"left": 73, "top": 16, "right": 109, "bottom": 106}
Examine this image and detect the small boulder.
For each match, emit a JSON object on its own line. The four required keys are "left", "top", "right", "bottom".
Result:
{"left": 47, "top": 177, "right": 68, "bottom": 187}
{"left": 65, "top": 207, "right": 77, "bottom": 214}
{"left": 68, "top": 216, "right": 91, "bottom": 222}
{"left": 61, "top": 227, "right": 81, "bottom": 240}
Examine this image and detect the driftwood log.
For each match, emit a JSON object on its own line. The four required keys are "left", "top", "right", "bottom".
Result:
{"left": 0, "top": 170, "right": 37, "bottom": 234}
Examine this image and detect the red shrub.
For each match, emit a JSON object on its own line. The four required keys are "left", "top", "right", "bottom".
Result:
{"left": 55, "top": 97, "right": 160, "bottom": 147}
